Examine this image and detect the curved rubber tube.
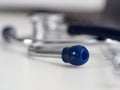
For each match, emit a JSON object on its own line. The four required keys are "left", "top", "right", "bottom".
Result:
{"left": 68, "top": 24, "right": 120, "bottom": 41}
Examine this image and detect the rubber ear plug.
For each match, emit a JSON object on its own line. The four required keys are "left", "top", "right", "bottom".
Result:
{"left": 62, "top": 45, "right": 89, "bottom": 66}
{"left": 2, "top": 26, "right": 15, "bottom": 42}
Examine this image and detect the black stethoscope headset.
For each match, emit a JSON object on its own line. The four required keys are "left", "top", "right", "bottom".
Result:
{"left": 2, "top": 13, "right": 120, "bottom": 66}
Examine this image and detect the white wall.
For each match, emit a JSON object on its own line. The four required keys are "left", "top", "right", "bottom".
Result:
{"left": 0, "top": 0, "right": 107, "bottom": 12}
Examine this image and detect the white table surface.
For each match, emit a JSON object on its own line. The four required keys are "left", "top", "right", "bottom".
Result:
{"left": 0, "top": 12, "right": 120, "bottom": 90}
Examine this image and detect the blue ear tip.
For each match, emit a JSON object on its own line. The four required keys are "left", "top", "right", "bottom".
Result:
{"left": 62, "top": 45, "right": 89, "bottom": 66}
{"left": 2, "top": 26, "right": 14, "bottom": 41}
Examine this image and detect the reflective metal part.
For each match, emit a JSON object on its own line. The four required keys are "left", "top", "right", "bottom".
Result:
{"left": 28, "top": 43, "right": 61, "bottom": 58}
{"left": 31, "top": 13, "right": 67, "bottom": 41}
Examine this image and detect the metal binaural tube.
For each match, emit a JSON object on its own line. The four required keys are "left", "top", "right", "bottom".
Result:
{"left": 28, "top": 43, "right": 61, "bottom": 58}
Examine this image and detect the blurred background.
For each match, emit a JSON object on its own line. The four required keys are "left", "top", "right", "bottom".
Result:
{"left": 0, "top": 0, "right": 120, "bottom": 36}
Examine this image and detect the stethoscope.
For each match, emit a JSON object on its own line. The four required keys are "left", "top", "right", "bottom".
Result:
{"left": 2, "top": 13, "right": 120, "bottom": 66}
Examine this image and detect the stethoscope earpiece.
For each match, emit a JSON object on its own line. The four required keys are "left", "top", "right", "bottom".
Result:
{"left": 62, "top": 45, "right": 89, "bottom": 66}
{"left": 2, "top": 26, "right": 15, "bottom": 42}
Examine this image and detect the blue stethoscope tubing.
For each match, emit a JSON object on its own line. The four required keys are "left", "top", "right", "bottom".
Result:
{"left": 68, "top": 24, "right": 120, "bottom": 41}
